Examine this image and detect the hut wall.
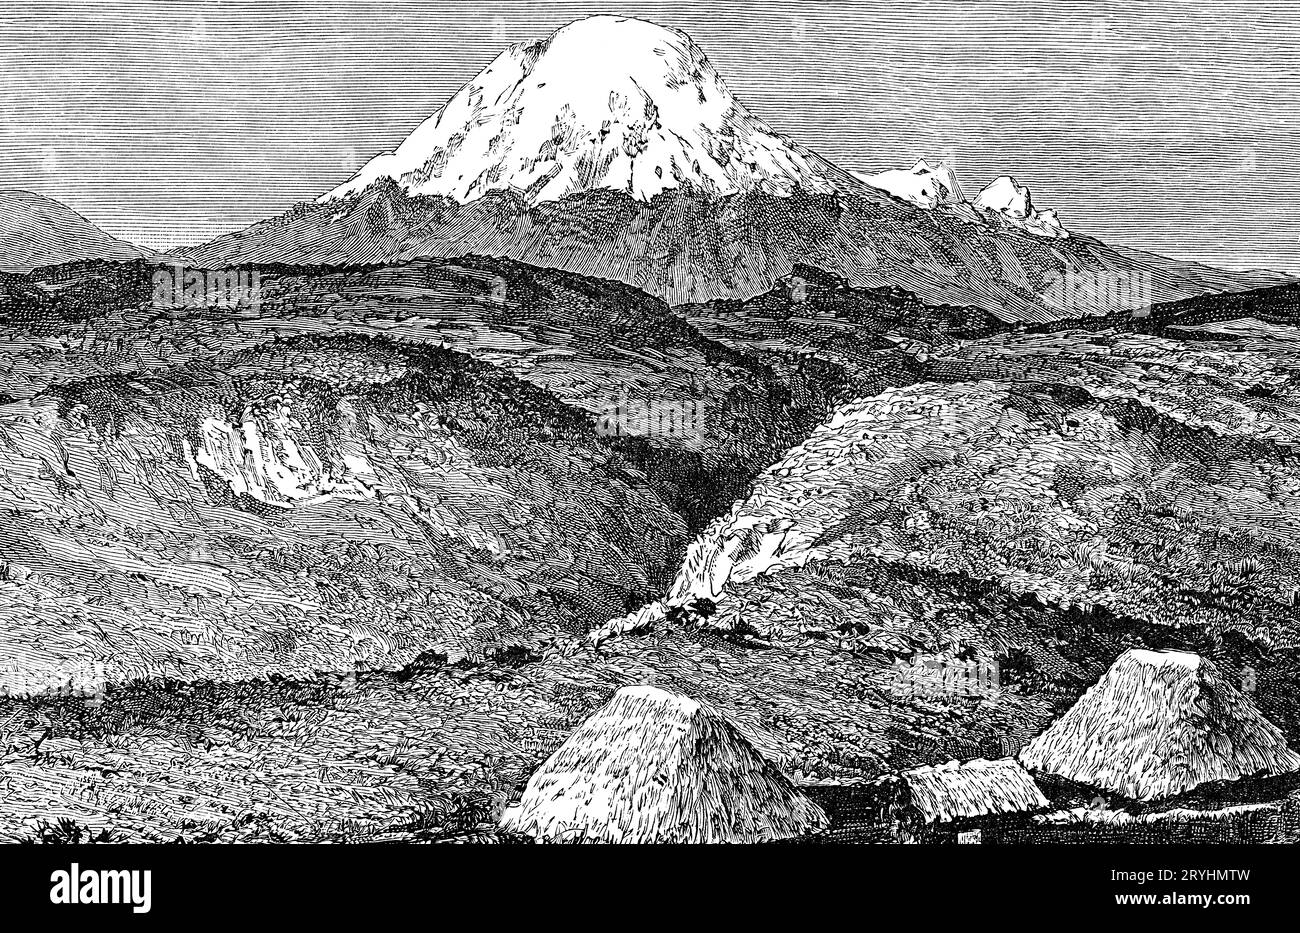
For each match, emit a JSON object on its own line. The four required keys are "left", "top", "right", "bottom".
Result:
{"left": 803, "top": 783, "right": 898, "bottom": 843}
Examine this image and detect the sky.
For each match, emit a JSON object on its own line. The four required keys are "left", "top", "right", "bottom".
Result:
{"left": 1, "top": 0, "right": 1297, "bottom": 272}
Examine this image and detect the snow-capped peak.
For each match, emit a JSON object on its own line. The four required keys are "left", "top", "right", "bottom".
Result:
{"left": 852, "top": 159, "right": 965, "bottom": 209}
{"left": 321, "top": 15, "right": 833, "bottom": 206}
{"left": 853, "top": 160, "right": 1068, "bottom": 239}
{"left": 972, "top": 175, "right": 1068, "bottom": 239}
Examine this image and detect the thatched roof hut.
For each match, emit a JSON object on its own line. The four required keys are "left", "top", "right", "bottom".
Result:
{"left": 896, "top": 757, "right": 1049, "bottom": 825}
{"left": 500, "top": 685, "right": 828, "bottom": 843}
{"left": 1019, "top": 649, "right": 1300, "bottom": 801}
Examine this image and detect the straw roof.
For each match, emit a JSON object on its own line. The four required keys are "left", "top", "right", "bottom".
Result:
{"left": 500, "top": 685, "right": 828, "bottom": 843}
{"left": 1020, "top": 649, "right": 1300, "bottom": 801}
{"left": 898, "top": 757, "right": 1049, "bottom": 824}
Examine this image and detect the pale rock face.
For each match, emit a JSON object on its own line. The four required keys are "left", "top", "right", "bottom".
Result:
{"left": 853, "top": 159, "right": 966, "bottom": 209}
{"left": 184, "top": 408, "right": 376, "bottom": 507}
{"left": 180, "top": 405, "right": 510, "bottom": 557}
{"left": 322, "top": 15, "right": 834, "bottom": 206}
{"left": 972, "top": 175, "right": 1069, "bottom": 239}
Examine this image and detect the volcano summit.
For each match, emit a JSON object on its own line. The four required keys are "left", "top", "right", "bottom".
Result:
{"left": 323, "top": 16, "right": 837, "bottom": 206}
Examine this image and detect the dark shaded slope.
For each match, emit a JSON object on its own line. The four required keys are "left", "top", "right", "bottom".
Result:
{"left": 177, "top": 180, "right": 1279, "bottom": 321}
{"left": 0, "top": 190, "right": 151, "bottom": 272}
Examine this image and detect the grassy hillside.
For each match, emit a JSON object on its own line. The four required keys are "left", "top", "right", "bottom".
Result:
{"left": 628, "top": 373, "right": 1300, "bottom": 641}
{"left": 678, "top": 262, "right": 1008, "bottom": 379}
{"left": 0, "top": 333, "right": 687, "bottom": 691}
{"left": 599, "top": 310, "right": 1300, "bottom": 778}
{"left": 0, "top": 623, "right": 1046, "bottom": 842}
{"left": 0, "top": 257, "right": 860, "bottom": 528}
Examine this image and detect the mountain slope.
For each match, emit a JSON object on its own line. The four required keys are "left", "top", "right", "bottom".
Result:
{"left": 183, "top": 178, "right": 1281, "bottom": 321}
{"left": 602, "top": 305, "right": 1300, "bottom": 706}
{"left": 0, "top": 190, "right": 150, "bottom": 272}
{"left": 0, "top": 256, "right": 863, "bottom": 529}
{"left": 678, "top": 263, "right": 1009, "bottom": 377}
{"left": 671, "top": 378, "right": 1298, "bottom": 630}
{"left": 0, "top": 333, "right": 688, "bottom": 692}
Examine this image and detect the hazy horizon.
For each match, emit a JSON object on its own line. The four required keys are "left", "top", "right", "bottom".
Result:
{"left": 2, "top": 0, "right": 1296, "bottom": 273}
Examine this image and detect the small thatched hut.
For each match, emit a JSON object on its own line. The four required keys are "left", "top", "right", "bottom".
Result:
{"left": 500, "top": 685, "right": 828, "bottom": 843}
{"left": 891, "top": 757, "right": 1049, "bottom": 842}
{"left": 899, "top": 757, "right": 1050, "bottom": 824}
{"left": 1019, "top": 649, "right": 1300, "bottom": 802}
{"left": 801, "top": 757, "right": 1049, "bottom": 843}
